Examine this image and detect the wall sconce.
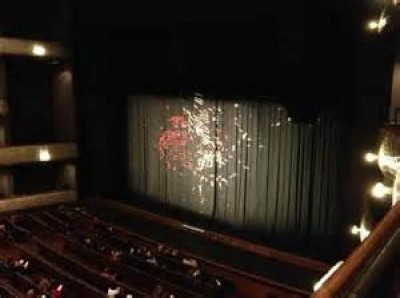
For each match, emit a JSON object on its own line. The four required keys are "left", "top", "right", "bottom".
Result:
{"left": 39, "top": 148, "right": 51, "bottom": 162}
{"left": 371, "top": 182, "right": 392, "bottom": 199}
{"left": 350, "top": 222, "right": 371, "bottom": 242}
{"left": 32, "top": 44, "right": 47, "bottom": 56}
{"left": 364, "top": 152, "right": 378, "bottom": 163}
{"left": 366, "top": 11, "right": 388, "bottom": 33}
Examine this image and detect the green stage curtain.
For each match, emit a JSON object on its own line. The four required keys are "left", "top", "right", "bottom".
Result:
{"left": 128, "top": 94, "right": 341, "bottom": 241}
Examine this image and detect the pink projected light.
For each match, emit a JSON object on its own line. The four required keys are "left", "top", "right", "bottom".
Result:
{"left": 158, "top": 116, "right": 192, "bottom": 170}
{"left": 158, "top": 95, "right": 257, "bottom": 202}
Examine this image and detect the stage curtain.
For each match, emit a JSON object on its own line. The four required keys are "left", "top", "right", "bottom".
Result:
{"left": 128, "top": 94, "right": 341, "bottom": 242}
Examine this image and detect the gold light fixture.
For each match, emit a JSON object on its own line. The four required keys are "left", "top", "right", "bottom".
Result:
{"left": 371, "top": 182, "right": 392, "bottom": 199}
{"left": 38, "top": 148, "right": 51, "bottom": 162}
{"left": 364, "top": 152, "right": 378, "bottom": 163}
{"left": 367, "top": 10, "right": 388, "bottom": 33}
{"left": 350, "top": 222, "right": 371, "bottom": 242}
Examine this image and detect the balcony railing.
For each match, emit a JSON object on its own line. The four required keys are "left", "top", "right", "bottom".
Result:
{"left": 313, "top": 202, "right": 400, "bottom": 297}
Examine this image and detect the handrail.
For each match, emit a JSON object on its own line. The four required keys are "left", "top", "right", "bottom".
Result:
{"left": 89, "top": 197, "right": 329, "bottom": 273}
{"left": 0, "top": 190, "right": 77, "bottom": 213}
{"left": 313, "top": 202, "right": 400, "bottom": 297}
{"left": 0, "top": 143, "right": 77, "bottom": 166}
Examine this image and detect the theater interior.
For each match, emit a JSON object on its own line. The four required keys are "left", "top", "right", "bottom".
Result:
{"left": 1, "top": 1, "right": 400, "bottom": 297}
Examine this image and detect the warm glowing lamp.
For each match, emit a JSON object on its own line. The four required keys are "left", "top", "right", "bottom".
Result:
{"left": 350, "top": 225, "right": 359, "bottom": 235}
{"left": 371, "top": 182, "right": 391, "bottom": 199}
{"left": 39, "top": 148, "right": 51, "bottom": 162}
{"left": 368, "top": 20, "right": 379, "bottom": 30}
{"left": 32, "top": 44, "right": 47, "bottom": 56}
{"left": 359, "top": 223, "right": 371, "bottom": 242}
{"left": 366, "top": 11, "right": 388, "bottom": 33}
{"left": 364, "top": 152, "right": 378, "bottom": 163}
{"left": 350, "top": 222, "right": 371, "bottom": 242}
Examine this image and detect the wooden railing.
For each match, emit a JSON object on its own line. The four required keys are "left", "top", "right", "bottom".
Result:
{"left": 90, "top": 197, "right": 329, "bottom": 273}
{"left": 0, "top": 190, "right": 77, "bottom": 213}
{"left": 0, "top": 143, "right": 77, "bottom": 166}
{"left": 0, "top": 37, "right": 66, "bottom": 59}
{"left": 313, "top": 202, "right": 400, "bottom": 297}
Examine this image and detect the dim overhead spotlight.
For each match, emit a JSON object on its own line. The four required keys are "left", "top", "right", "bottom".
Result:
{"left": 367, "top": 10, "right": 388, "bottom": 33}
{"left": 364, "top": 152, "right": 378, "bottom": 163}
{"left": 371, "top": 182, "right": 392, "bottom": 199}
{"left": 32, "top": 44, "right": 47, "bottom": 56}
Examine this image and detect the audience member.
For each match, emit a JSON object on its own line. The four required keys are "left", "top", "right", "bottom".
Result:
{"left": 51, "top": 283, "right": 63, "bottom": 298}
{"left": 107, "top": 286, "right": 121, "bottom": 298}
{"left": 38, "top": 277, "right": 51, "bottom": 292}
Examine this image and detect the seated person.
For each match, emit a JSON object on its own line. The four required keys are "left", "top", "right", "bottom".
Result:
{"left": 51, "top": 283, "right": 64, "bottom": 298}
{"left": 151, "top": 285, "right": 164, "bottom": 298}
{"left": 107, "top": 286, "right": 121, "bottom": 298}
{"left": 0, "top": 223, "right": 16, "bottom": 240}
{"left": 38, "top": 277, "right": 51, "bottom": 292}
{"left": 13, "top": 258, "right": 30, "bottom": 272}
{"left": 171, "top": 249, "right": 179, "bottom": 257}
{"left": 157, "top": 245, "right": 164, "bottom": 254}
{"left": 101, "top": 268, "right": 117, "bottom": 280}
{"left": 26, "top": 288, "right": 36, "bottom": 298}
{"left": 146, "top": 256, "right": 158, "bottom": 266}
{"left": 111, "top": 249, "right": 123, "bottom": 261}
{"left": 191, "top": 268, "right": 201, "bottom": 278}
{"left": 182, "top": 258, "right": 198, "bottom": 268}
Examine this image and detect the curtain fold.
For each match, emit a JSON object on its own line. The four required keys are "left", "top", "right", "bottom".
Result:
{"left": 128, "top": 95, "right": 341, "bottom": 240}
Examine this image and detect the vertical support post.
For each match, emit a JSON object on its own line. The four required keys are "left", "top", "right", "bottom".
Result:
{"left": 57, "top": 163, "right": 76, "bottom": 190}
{"left": 0, "top": 60, "right": 13, "bottom": 197}
{"left": 53, "top": 66, "right": 77, "bottom": 192}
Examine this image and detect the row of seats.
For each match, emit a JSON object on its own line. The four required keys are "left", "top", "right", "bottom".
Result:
{"left": 0, "top": 205, "right": 233, "bottom": 297}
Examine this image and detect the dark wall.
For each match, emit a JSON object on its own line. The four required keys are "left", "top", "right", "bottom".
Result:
{"left": 2, "top": 0, "right": 72, "bottom": 43}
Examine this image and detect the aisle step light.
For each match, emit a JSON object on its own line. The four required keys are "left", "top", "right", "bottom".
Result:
{"left": 38, "top": 148, "right": 51, "bottom": 162}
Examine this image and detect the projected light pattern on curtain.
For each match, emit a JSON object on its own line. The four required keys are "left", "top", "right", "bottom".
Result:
{"left": 158, "top": 96, "right": 252, "bottom": 202}
{"left": 129, "top": 95, "right": 341, "bottom": 238}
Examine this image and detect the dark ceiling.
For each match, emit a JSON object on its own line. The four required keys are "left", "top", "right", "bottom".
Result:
{"left": 2, "top": 0, "right": 398, "bottom": 121}
{"left": 73, "top": 0, "right": 383, "bottom": 120}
